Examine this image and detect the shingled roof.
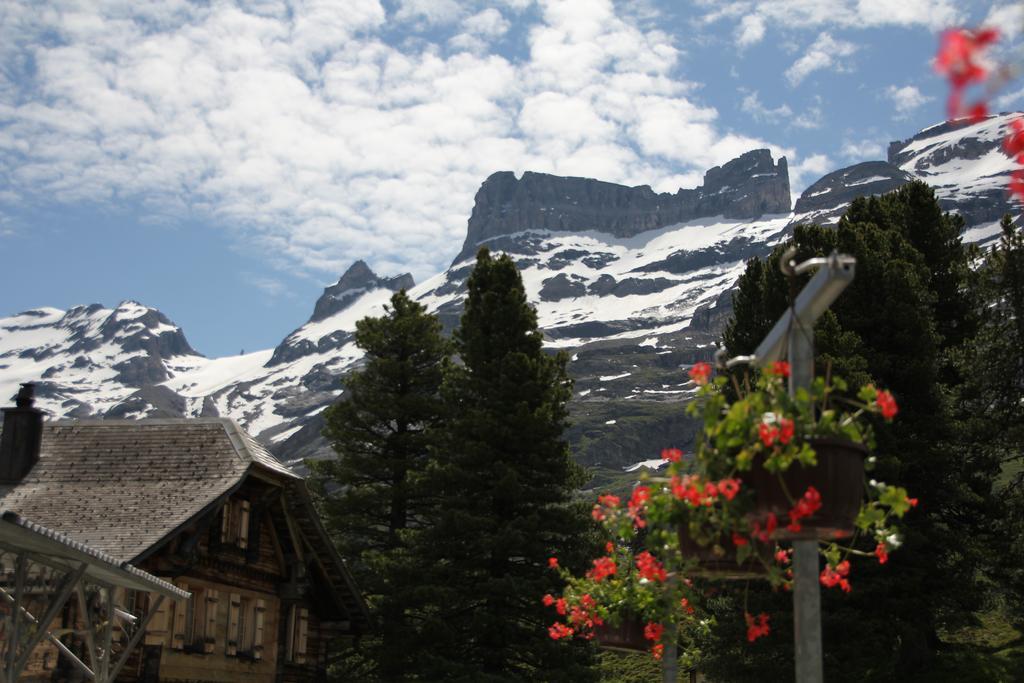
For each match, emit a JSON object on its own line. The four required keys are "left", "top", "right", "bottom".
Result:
{"left": 0, "top": 418, "right": 298, "bottom": 562}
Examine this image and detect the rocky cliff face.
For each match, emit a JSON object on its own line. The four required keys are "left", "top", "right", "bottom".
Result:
{"left": 793, "top": 161, "right": 915, "bottom": 224}
{"left": 885, "top": 114, "right": 1021, "bottom": 227}
{"left": 310, "top": 260, "right": 415, "bottom": 323}
{"left": 3, "top": 119, "right": 1019, "bottom": 477}
{"left": 0, "top": 302, "right": 205, "bottom": 418}
{"left": 457, "top": 149, "right": 790, "bottom": 262}
{"left": 269, "top": 261, "right": 414, "bottom": 366}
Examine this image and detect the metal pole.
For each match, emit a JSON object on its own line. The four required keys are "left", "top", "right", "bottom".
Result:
{"left": 744, "top": 250, "right": 854, "bottom": 683}
{"left": 789, "top": 267, "right": 823, "bottom": 683}
{"left": 661, "top": 620, "right": 678, "bottom": 683}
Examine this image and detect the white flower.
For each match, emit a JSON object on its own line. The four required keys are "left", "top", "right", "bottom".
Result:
{"left": 886, "top": 533, "right": 902, "bottom": 549}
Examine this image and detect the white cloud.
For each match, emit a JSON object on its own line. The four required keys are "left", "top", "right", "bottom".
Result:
{"left": 790, "top": 152, "right": 833, "bottom": 195}
{"left": 698, "top": 0, "right": 964, "bottom": 34}
{"left": 242, "top": 273, "right": 290, "bottom": 298}
{"left": 841, "top": 140, "right": 885, "bottom": 160}
{"left": 741, "top": 89, "right": 824, "bottom": 131}
{"left": 885, "top": 85, "right": 933, "bottom": 119}
{"left": 984, "top": 4, "right": 1024, "bottom": 40}
{"left": 735, "top": 15, "right": 766, "bottom": 47}
{"left": 995, "top": 86, "right": 1024, "bottom": 110}
{"left": 786, "top": 33, "right": 857, "bottom": 86}
{"left": 792, "top": 104, "right": 824, "bottom": 129}
{"left": 464, "top": 8, "right": 511, "bottom": 37}
{"left": 741, "top": 91, "right": 792, "bottom": 124}
{"left": 450, "top": 8, "right": 511, "bottom": 52}
{"left": 394, "top": 0, "right": 463, "bottom": 27}
{"left": 0, "top": 0, "right": 791, "bottom": 284}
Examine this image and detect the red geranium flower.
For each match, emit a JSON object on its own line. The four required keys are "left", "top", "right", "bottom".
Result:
{"left": 628, "top": 486, "right": 650, "bottom": 528}
{"left": 688, "top": 362, "right": 712, "bottom": 385}
{"left": 718, "top": 477, "right": 741, "bottom": 500}
{"left": 548, "top": 622, "right": 573, "bottom": 640}
{"left": 874, "top": 542, "right": 889, "bottom": 565}
{"left": 758, "top": 422, "right": 779, "bottom": 447}
{"left": 644, "top": 621, "right": 664, "bottom": 642}
{"left": 636, "top": 551, "right": 668, "bottom": 582}
{"left": 820, "top": 561, "right": 852, "bottom": 593}
{"left": 745, "top": 612, "right": 770, "bottom": 642}
{"left": 586, "top": 556, "right": 617, "bottom": 581}
{"left": 661, "top": 447, "right": 683, "bottom": 463}
{"left": 778, "top": 417, "right": 794, "bottom": 444}
{"left": 876, "top": 390, "right": 898, "bottom": 420}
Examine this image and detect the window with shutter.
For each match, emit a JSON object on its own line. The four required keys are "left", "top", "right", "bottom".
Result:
{"left": 253, "top": 599, "right": 266, "bottom": 661}
{"left": 286, "top": 604, "right": 296, "bottom": 662}
{"left": 238, "top": 500, "right": 251, "bottom": 550}
{"left": 203, "top": 589, "right": 219, "bottom": 653}
{"left": 146, "top": 595, "right": 171, "bottom": 647}
{"left": 286, "top": 605, "right": 309, "bottom": 665}
{"left": 227, "top": 593, "right": 241, "bottom": 656}
{"left": 220, "top": 502, "right": 231, "bottom": 544}
{"left": 296, "top": 607, "right": 308, "bottom": 665}
{"left": 171, "top": 582, "right": 189, "bottom": 650}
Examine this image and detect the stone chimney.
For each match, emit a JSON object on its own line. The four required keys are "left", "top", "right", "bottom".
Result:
{"left": 0, "top": 383, "right": 43, "bottom": 483}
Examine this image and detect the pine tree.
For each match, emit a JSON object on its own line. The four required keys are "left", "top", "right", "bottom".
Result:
{"left": 958, "top": 215, "right": 1024, "bottom": 633}
{"left": 706, "top": 183, "right": 999, "bottom": 680}
{"left": 310, "top": 290, "right": 449, "bottom": 680}
{"left": 413, "top": 248, "right": 598, "bottom": 681}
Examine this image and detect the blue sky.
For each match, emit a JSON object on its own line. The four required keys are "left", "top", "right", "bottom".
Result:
{"left": 1, "top": 0, "right": 1020, "bottom": 357}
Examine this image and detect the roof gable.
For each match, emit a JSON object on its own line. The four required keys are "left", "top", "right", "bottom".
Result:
{"left": 0, "top": 418, "right": 297, "bottom": 562}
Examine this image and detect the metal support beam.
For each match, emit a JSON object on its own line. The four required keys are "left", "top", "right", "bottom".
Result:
{"left": 743, "top": 250, "right": 856, "bottom": 683}
{"left": 753, "top": 252, "right": 856, "bottom": 366}
{"left": 12, "top": 563, "right": 89, "bottom": 676}
{"left": 792, "top": 539, "right": 823, "bottom": 683}
{"left": 661, "top": 621, "right": 678, "bottom": 683}
{"left": 77, "top": 584, "right": 100, "bottom": 677}
{"left": 7, "top": 555, "right": 27, "bottom": 680}
{"left": 788, "top": 308, "right": 823, "bottom": 683}
{"left": 108, "top": 595, "right": 166, "bottom": 682}
{"left": 0, "top": 572, "right": 96, "bottom": 680}
{"left": 101, "top": 587, "right": 114, "bottom": 681}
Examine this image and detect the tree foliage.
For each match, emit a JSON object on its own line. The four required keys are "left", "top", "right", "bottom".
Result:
{"left": 708, "top": 182, "right": 1004, "bottom": 681}
{"left": 310, "top": 290, "right": 449, "bottom": 680}
{"left": 412, "top": 248, "right": 599, "bottom": 681}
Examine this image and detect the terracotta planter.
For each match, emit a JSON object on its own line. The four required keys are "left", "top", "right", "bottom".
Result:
{"left": 594, "top": 615, "right": 647, "bottom": 652}
{"left": 749, "top": 437, "right": 867, "bottom": 540}
{"left": 677, "top": 527, "right": 767, "bottom": 580}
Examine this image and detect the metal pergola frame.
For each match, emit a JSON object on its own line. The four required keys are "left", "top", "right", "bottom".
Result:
{"left": 0, "top": 512, "right": 189, "bottom": 683}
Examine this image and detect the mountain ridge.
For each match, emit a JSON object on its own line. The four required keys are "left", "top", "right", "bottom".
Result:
{"left": 2, "top": 114, "right": 1021, "bottom": 474}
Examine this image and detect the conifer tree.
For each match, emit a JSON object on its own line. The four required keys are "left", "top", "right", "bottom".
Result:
{"left": 707, "top": 183, "right": 998, "bottom": 680}
{"left": 414, "top": 248, "right": 598, "bottom": 681}
{"left": 958, "top": 215, "right": 1024, "bottom": 632}
{"left": 310, "top": 290, "right": 448, "bottom": 680}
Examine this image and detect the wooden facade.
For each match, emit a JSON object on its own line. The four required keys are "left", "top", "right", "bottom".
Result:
{"left": 0, "top": 418, "right": 369, "bottom": 683}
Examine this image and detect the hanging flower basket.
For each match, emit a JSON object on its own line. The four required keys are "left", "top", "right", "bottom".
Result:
{"left": 748, "top": 438, "right": 867, "bottom": 540}
{"left": 678, "top": 526, "right": 768, "bottom": 579}
{"left": 542, "top": 362, "right": 916, "bottom": 662}
{"left": 593, "top": 614, "right": 648, "bottom": 652}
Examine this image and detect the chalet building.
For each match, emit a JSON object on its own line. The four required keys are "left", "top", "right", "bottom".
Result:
{"left": 0, "top": 387, "right": 369, "bottom": 682}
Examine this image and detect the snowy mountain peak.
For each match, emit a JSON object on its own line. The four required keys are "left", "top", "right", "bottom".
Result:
{"left": 2, "top": 116, "right": 1021, "bottom": 471}
{"left": 310, "top": 260, "right": 415, "bottom": 324}
{"left": 457, "top": 149, "right": 790, "bottom": 263}
{"left": 0, "top": 303, "right": 202, "bottom": 418}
